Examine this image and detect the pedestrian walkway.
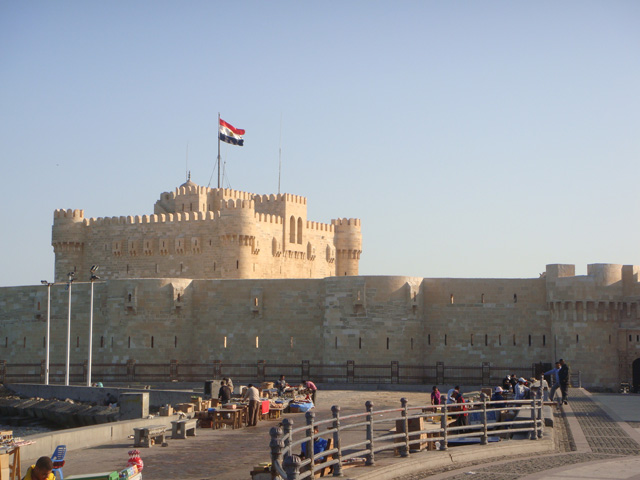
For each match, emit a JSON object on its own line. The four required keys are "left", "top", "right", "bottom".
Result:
{"left": 390, "top": 389, "right": 640, "bottom": 480}
{"left": 17, "top": 388, "right": 640, "bottom": 479}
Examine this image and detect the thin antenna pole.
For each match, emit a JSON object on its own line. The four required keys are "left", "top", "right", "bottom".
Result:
{"left": 278, "top": 113, "right": 282, "bottom": 194}
{"left": 217, "top": 113, "right": 221, "bottom": 189}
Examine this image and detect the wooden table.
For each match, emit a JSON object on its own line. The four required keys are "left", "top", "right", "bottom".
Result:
{"left": 215, "top": 409, "right": 243, "bottom": 429}
{"left": 0, "top": 446, "right": 21, "bottom": 480}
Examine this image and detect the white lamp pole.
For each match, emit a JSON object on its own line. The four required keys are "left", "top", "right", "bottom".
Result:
{"left": 41, "top": 281, "right": 53, "bottom": 385}
{"left": 65, "top": 272, "right": 75, "bottom": 386}
{"left": 87, "top": 266, "right": 99, "bottom": 387}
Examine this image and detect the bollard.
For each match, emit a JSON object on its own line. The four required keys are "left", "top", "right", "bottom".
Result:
{"left": 269, "top": 426, "right": 285, "bottom": 476}
{"left": 365, "top": 401, "right": 375, "bottom": 466}
{"left": 283, "top": 454, "right": 301, "bottom": 480}
{"left": 400, "top": 398, "right": 409, "bottom": 457}
{"left": 283, "top": 418, "right": 294, "bottom": 456}
{"left": 305, "top": 410, "right": 315, "bottom": 468}
{"left": 331, "top": 405, "right": 343, "bottom": 477}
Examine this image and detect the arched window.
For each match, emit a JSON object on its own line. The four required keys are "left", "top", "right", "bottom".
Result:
{"left": 289, "top": 216, "right": 296, "bottom": 243}
{"left": 297, "top": 217, "right": 303, "bottom": 244}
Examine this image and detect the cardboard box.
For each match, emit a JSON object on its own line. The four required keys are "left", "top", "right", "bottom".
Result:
{"left": 175, "top": 403, "right": 194, "bottom": 413}
{"left": 159, "top": 405, "right": 174, "bottom": 416}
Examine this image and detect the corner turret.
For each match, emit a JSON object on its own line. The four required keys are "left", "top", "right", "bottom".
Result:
{"left": 52, "top": 208, "right": 86, "bottom": 282}
{"left": 332, "top": 218, "right": 362, "bottom": 276}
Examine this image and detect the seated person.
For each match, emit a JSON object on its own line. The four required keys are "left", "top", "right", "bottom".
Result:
{"left": 276, "top": 375, "right": 287, "bottom": 396}
{"left": 300, "top": 426, "right": 329, "bottom": 462}
{"left": 491, "top": 386, "right": 506, "bottom": 409}
{"left": 23, "top": 456, "right": 55, "bottom": 480}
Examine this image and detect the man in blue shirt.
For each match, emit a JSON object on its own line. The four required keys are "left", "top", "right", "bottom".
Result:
{"left": 545, "top": 362, "right": 562, "bottom": 403}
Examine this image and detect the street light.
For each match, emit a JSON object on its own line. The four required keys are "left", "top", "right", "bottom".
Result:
{"left": 87, "top": 265, "right": 99, "bottom": 386}
{"left": 40, "top": 280, "right": 54, "bottom": 385}
{"left": 65, "top": 271, "right": 75, "bottom": 386}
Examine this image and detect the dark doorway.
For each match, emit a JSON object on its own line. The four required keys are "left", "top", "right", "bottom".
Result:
{"left": 633, "top": 358, "right": 640, "bottom": 393}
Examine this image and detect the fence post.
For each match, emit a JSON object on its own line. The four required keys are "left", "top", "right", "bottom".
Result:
{"left": 482, "top": 362, "right": 490, "bottom": 386}
{"left": 282, "top": 418, "right": 294, "bottom": 457}
{"left": 436, "top": 361, "right": 444, "bottom": 385}
{"left": 305, "top": 411, "right": 315, "bottom": 469}
{"left": 127, "top": 359, "right": 136, "bottom": 382}
{"left": 331, "top": 405, "right": 343, "bottom": 477}
{"left": 212, "top": 360, "right": 221, "bottom": 379}
{"left": 400, "top": 398, "right": 409, "bottom": 458}
{"left": 391, "top": 361, "right": 399, "bottom": 384}
{"left": 347, "top": 361, "right": 354, "bottom": 384}
{"left": 529, "top": 396, "right": 537, "bottom": 440}
{"left": 536, "top": 388, "right": 543, "bottom": 439}
{"left": 170, "top": 360, "right": 178, "bottom": 381}
{"left": 365, "top": 401, "right": 375, "bottom": 466}
{"left": 283, "top": 454, "right": 301, "bottom": 480}
{"left": 270, "top": 426, "right": 285, "bottom": 476}
{"left": 481, "top": 393, "right": 488, "bottom": 445}
{"left": 440, "top": 403, "right": 448, "bottom": 451}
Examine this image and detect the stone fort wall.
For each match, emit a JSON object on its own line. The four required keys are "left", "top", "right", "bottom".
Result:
{"left": 1, "top": 264, "right": 639, "bottom": 390}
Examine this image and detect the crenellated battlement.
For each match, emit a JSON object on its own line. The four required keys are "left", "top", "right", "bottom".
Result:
{"left": 84, "top": 211, "right": 220, "bottom": 226}
{"left": 53, "top": 208, "right": 85, "bottom": 221}
{"left": 331, "top": 218, "right": 361, "bottom": 227}
{"left": 254, "top": 192, "right": 307, "bottom": 205}
{"left": 306, "top": 221, "right": 334, "bottom": 232}
{"left": 220, "top": 198, "right": 255, "bottom": 210}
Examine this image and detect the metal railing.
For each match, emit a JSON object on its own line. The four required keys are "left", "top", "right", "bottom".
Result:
{"left": 0, "top": 359, "right": 545, "bottom": 386}
{"left": 269, "top": 394, "right": 544, "bottom": 480}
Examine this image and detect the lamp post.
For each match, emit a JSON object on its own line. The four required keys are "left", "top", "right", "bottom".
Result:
{"left": 87, "top": 266, "right": 99, "bottom": 386}
{"left": 65, "top": 271, "right": 75, "bottom": 386}
{"left": 40, "top": 280, "right": 54, "bottom": 385}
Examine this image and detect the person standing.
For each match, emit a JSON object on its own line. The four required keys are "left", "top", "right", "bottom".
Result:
{"left": 276, "top": 375, "right": 287, "bottom": 396}
{"left": 218, "top": 380, "right": 232, "bottom": 404}
{"left": 304, "top": 380, "right": 318, "bottom": 405}
{"left": 430, "top": 386, "right": 441, "bottom": 405}
{"left": 243, "top": 383, "right": 261, "bottom": 426}
{"left": 514, "top": 377, "right": 529, "bottom": 400}
{"left": 559, "top": 358, "right": 570, "bottom": 405}
{"left": 545, "top": 362, "right": 562, "bottom": 403}
{"left": 223, "top": 377, "right": 234, "bottom": 395}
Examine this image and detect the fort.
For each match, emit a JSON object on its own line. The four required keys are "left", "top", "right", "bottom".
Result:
{"left": 0, "top": 180, "right": 639, "bottom": 391}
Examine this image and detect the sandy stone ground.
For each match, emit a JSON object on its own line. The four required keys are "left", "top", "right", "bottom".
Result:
{"left": 21, "top": 388, "right": 435, "bottom": 480}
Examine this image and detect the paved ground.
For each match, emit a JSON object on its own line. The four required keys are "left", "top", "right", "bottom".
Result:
{"left": 18, "top": 388, "right": 640, "bottom": 480}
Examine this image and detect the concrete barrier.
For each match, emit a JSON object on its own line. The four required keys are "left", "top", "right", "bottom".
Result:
{"left": 6, "top": 384, "right": 197, "bottom": 408}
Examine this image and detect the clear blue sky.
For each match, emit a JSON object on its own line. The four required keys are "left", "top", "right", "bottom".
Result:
{"left": 1, "top": 1, "right": 639, "bottom": 287}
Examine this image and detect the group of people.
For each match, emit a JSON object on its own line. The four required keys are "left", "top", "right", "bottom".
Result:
{"left": 430, "top": 385, "right": 469, "bottom": 429}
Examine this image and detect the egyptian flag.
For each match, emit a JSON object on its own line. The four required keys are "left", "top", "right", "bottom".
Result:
{"left": 219, "top": 118, "right": 245, "bottom": 146}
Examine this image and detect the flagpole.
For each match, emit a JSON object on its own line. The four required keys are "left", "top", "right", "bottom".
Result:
{"left": 217, "top": 112, "right": 221, "bottom": 189}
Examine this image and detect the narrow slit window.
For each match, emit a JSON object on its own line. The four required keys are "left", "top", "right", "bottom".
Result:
{"left": 255, "top": 336, "right": 259, "bottom": 348}
{"left": 151, "top": 336, "right": 154, "bottom": 348}
{"left": 175, "top": 336, "right": 178, "bottom": 348}
{"left": 386, "top": 337, "right": 390, "bottom": 350}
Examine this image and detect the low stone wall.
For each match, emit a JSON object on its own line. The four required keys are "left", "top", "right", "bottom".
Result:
{"left": 6, "top": 383, "right": 207, "bottom": 408}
